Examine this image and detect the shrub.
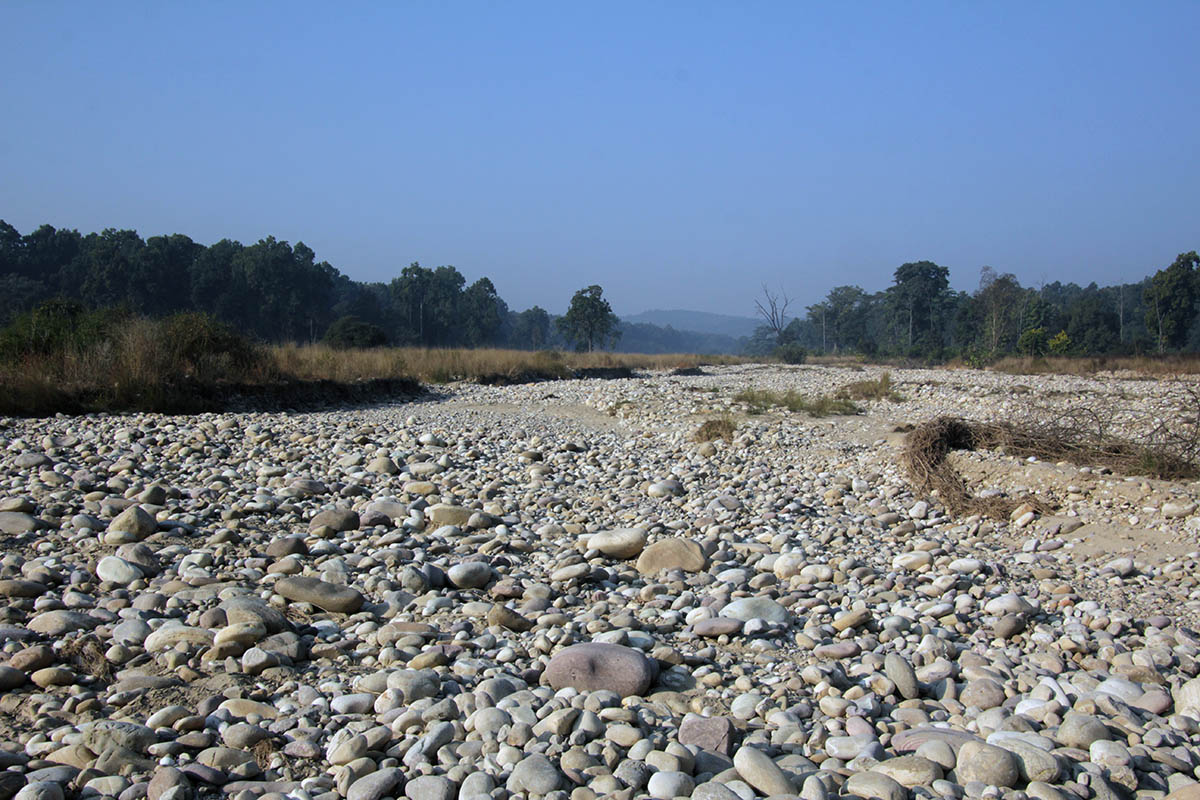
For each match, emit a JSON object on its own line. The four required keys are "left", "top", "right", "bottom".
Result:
{"left": 695, "top": 415, "right": 737, "bottom": 442}
{"left": 734, "top": 388, "right": 860, "bottom": 417}
{"left": 839, "top": 371, "right": 904, "bottom": 402}
{"left": 323, "top": 315, "right": 388, "bottom": 349}
{"left": 774, "top": 343, "right": 807, "bottom": 364}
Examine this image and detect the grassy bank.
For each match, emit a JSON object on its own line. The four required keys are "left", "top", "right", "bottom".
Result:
{"left": 0, "top": 305, "right": 745, "bottom": 415}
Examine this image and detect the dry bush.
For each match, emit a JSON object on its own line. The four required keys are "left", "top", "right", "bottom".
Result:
{"left": 903, "top": 399, "right": 1200, "bottom": 518}
{"left": 695, "top": 416, "right": 737, "bottom": 442}
{"left": 734, "top": 388, "right": 860, "bottom": 417}
{"left": 59, "top": 636, "right": 113, "bottom": 681}
{"left": 839, "top": 371, "right": 903, "bottom": 402}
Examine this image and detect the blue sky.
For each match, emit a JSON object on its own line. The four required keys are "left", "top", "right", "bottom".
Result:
{"left": 2, "top": 2, "right": 1197, "bottom": 316}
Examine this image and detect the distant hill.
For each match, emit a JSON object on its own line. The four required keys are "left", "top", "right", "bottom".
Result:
{"left": 622, "top": 309, "right": 761, "bottom": 339}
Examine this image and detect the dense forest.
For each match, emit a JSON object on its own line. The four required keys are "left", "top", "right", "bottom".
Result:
{"left": 0, "top": 220, "right": 1195, "bottom": 360}
{"left": 749, "top": 254, "right": 1200, "bottom": 362}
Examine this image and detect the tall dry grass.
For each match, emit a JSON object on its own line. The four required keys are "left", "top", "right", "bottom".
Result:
{"left": 268, "top": 345, "right": 743, "bottom": 384}
{"left": 990, "top": 354, "right": 1200, "bottom": 377}
{"left": 0, "top": 321, "right": 746, "bottom": 415}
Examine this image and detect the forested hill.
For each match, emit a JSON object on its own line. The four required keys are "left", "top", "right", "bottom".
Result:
{"left": 0, "top": 220, "right": 743, "bottom": 353}
{"left": 623, "top": 309, "right": 760, "bottom": 339}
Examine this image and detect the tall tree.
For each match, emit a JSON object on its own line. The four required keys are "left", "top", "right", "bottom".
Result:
{"left": 460, "top": 277, "right": 502, "bottom": 346}
{"left": 1144, "top": 251, "right": 1199, "bottom": 352}
{"left": 558, "top": 285, "right": 619, "bottom": 352}
{"left": 885, "top": 260, "right": 951, "bottom": 355}
{"left": 512, "top": 306, "right": 551, "bottom": 349}
{"left": 975, "top": 267, "right": 1026, "bottom": 356}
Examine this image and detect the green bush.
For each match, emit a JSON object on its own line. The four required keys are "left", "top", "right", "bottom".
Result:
{"left": 323, "top": 316, "right": 388, "bottom": 349}
{"left": 161, "top": 312, "right": 265, "bottom": 381}
{"left": 773, "top": 343, "right": 807, "bottom": 364}
{"left": 0, "top": 299, "right": 127, "bottom": 360}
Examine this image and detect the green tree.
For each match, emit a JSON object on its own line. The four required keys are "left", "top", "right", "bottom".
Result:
{"left": 460, "top": 277, "right": 502, "bottom": 346}
{"left": 558, "top": 285, "right": 620, "bottom": 352}
{"left": 512, "top": 306, "right": 551, "bottom": 349}
{"left": 323, "top": 315, "right": 388, "bottom": 348}
{"left": 1017, "top": 326, "right": 1048, "bottom": 357}
{"left": 1144, "top": 251, "right": 1199, "bottom": 352}
{"left": 885, "top": 261, "right": 951, "bottom": 355}
{"left": 975, "top": 267, "right": 1026, "bottom": 356}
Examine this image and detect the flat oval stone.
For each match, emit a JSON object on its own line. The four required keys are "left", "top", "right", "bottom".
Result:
{"left": 274, "top": 576, "right": 363, "bottom": 613}
{"left": 544, "top": 642, "right": 657, "bottom": 698}
{"left": 720, "top": 597, "right": 789, "bottom": 623}
{"left": 588, "top": 528, "right": 647, "bottom": 559}
{"left": 636, "top": 538, "right": 707, "bottom": 575}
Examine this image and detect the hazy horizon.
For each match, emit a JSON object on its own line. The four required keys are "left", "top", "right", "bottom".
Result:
{"left": 3, "top": 2, "right": 1197, "bottom": 317}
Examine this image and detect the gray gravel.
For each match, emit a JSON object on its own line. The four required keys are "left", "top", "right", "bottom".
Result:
{"left": 1, "top": 364, "right": 1199, "bottom": 800}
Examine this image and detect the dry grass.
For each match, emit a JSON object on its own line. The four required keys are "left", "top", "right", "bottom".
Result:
{"left": 734, "top": 388, "right": 861, "bottom": 417}
{"left": 59, "top": 635, "right": 114, "bottom": 681}
{"left": 902, "top": 404, "right": 1200, "bottom": 518}
{"left": 991, "top": 354, "right": 1200, "bottom": 377}
{"left": 839, "top": 371, "right": 904, "bottom": 402}
{"left": 695, "top": 415, "right": 737, "bottom": 442}
{"left": 268, "top": 345, "right": 742, "bottom": 384}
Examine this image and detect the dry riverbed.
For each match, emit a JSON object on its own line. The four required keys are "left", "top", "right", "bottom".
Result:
{"left": 1, "top": 364, "right": 1200, "bottom": 800}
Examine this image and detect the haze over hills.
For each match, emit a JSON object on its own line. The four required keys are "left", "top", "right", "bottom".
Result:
{"left": 621, "top": 309, "right": 762, "bottom": 339}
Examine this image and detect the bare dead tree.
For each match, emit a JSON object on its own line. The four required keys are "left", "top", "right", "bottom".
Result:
{"left": 755, "top": 284, "right": 791, "bottom": 343}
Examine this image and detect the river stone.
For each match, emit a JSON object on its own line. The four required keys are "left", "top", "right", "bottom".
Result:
{"left": 0, "top": 666, "right": 26, "bottom": 690}
{"left": 1163, "top": 501, "right": 1196, "bottom": 518}
{"left": 109, "top": 505, "right": 157, "bottom": 539}
{"left": 147, "top": 767, "right": 189, "bottom": 800}
{"left": 993, "top": 613, "right": 1026, "bottom": 639}
{"left": 733, "top": 745, "right": 795, "bottom": 796}
{"left": 636, "top": 538, "right": 707, "bottom": 574}
{"left": 885, "top": 653, "right": 919, "bottom": 699}
{"left": 960, "top": 678, "right": 1006, "bottom": 710}
{"left": 221, "top": 596, "right": 288, "bottom": 633}
{"left": 347, "top": 768, "right": 405, "bottom": 800}
{"left": 892, "top": 727, "right": 982, "bottom": 753}
{"left": 647, "top": 771, "right": 695, "bottom": 799}
{"left": 1173, "top": 676, "right": 1200, "bottom": 715}
{"left": 83, "top": 720, "right": 157, "bottom": 754}
{"left": 956, "top": 741, "right": 1019, "bottom": 787}
{"left": 694, "top": 617, "right": 742, "bottom": 637}
{"left": 403, "top": 776, "right": 455, "bottom": 800}
{"left": 309, "top": 508, "right": 359, "bottom": 532}
{"left": 720, "top": 597, "right": 789, "bottom": 623}
{"left": 0, "top": 512, "right": 38, "bottom": 535}
{"left": 544, "top": 642, "right": 657, "bottom": 697}
{"left": 844, "top": 771, "right": 908, "bottom": 800}
{"left": 588, "top": 528, "right": 647, "bottom": 559}
{"left": 274, "top": 576, "right": 363, "bottom": 613}
{"left": 28, "top": 610, "right": 99, "bottom": 636}
{"left": 13, "top": 784, "right": 62, "bottom": 800}
{"left": 447, "top": 561, "right": 493, "bottom": 589}
{"left": 506, "top": 753, "right": 561, "bottom": 794}
{"left": 0, "top": 580, "right": 46, "bottom": 598}
{"left": 427, "top": 504, "right": 472, "bottom": 527}
{"left": 1055, "top": 712, "right": 1110, "bottom": 748}
{"left": 873, "top": 755, "right": 943, "bottom": 787}
{"left": 678, "top": 714, "right": 735, "bottom": 755}
{"left": 96, "top": 556, "right": 143, "bottom": 585}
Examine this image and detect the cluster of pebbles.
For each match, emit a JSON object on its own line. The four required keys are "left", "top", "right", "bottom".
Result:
{"left": 1, "top": 364, "right": 1200, "bottom": 800}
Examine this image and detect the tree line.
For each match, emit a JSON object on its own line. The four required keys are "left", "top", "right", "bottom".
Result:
{"left": 750, "top": 252, "right": 1200, "bottom": 362}
{"left": 3, "top": 220, "right": 1194, "bottom": 360}
{"left": 0, "top": 221, "right": 628, "bottom": 352}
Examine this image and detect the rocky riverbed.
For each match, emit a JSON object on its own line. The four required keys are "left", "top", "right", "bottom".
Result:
{"left": 2, "top": 363, "right": 1200, "bottom": 800}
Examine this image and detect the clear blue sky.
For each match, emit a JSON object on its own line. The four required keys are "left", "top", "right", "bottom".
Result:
{"left": 2, "top": 2, "right": 1197, "bottom": 316}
